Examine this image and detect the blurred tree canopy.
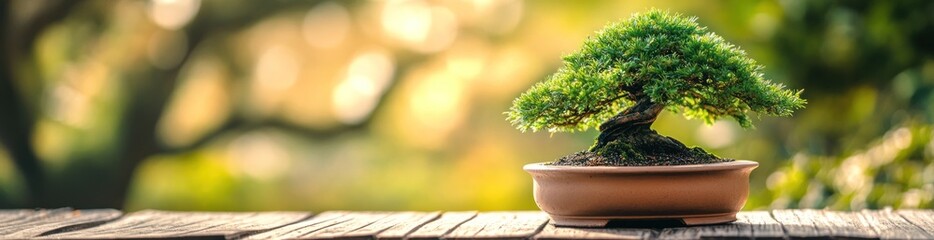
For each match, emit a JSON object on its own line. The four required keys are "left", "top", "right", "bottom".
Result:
{"left": 0, "top": 0, "right": 354, "bottom": 208}
{"left": 0, "top": 0, "right": 932, "bottom": 211}
{"left": 759, "top": 0, "right": 934, "bottom": 209}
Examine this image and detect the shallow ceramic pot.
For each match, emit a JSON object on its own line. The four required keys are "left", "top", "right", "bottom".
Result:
{"left": 524, "top": 160, "right": 758, "bottom": 227}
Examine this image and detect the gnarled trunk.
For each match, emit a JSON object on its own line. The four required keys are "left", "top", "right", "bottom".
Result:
{"left": 555, "top": 98, "right": 727, "bottom": 166}
{"left": 593, "top": 98, "right": 664, "bottom": 150}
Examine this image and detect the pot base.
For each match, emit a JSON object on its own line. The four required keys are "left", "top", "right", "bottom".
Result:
{"left": 550, "top": 213, "right": 737, "bottom": 227}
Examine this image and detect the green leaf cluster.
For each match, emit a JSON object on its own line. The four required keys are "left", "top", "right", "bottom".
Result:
{"left": 507, "top": 10, "right": 806, "bottom": 132}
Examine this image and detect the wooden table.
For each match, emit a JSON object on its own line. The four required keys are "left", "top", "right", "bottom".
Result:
{"left": 2, "top": 209, "right": 933, "bottom": 239}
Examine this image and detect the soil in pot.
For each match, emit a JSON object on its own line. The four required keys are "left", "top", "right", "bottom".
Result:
{"left": 554, "top": 128, "right": 734, "bottom": 166}
{"left": 551, "top": 99, "right": 734, "bottom": 166}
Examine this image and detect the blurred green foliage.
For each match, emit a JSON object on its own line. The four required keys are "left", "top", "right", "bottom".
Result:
{"left": 757, "top": 0, "right": 934, "bottom": 209}
{"left": 0, "top": 0, "right": 932, "bottom": 211}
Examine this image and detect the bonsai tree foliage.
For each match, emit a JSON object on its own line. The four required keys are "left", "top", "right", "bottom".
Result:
{"left": 507, "top": 10, "right": 806, "bottom": 166}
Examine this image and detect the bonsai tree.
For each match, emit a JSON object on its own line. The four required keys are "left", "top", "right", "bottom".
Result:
{"left": 507, "top": 10, "right": 806, "bottom": 166}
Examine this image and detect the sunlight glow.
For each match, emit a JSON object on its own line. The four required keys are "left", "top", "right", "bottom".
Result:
{"left": 444, "top": 40, "right": 488, "bottom": 81}
{"left": 901, "top": 188, "right": 927, "bottom": 208}
{"left": 250, "top": 45, "right": 300, "bottom": 114}
{"left": 381, "top": 0, "right": 431, "bottom": 44}
{"left": 46, "top": 84, "right": 90, "bottom": 127}
{"left": 478, "top": 45, "right": 540, "bottom": 96}
{"left": 469, "top": 0, "right": 523, "bottom": 34}
{"left": 157, "top": 58, "right": 230, "bottom": 147}
{"left": 695, "top": 120, "right": 736, "bottom": 148}
{"left": 227, "top": 132, "right": 291, "bottom": 181}
{"left": 380, "top": 0, "right": 458, "bottom": 53}
{"left": 832, "top": 127, "right": 915, "bottom": 199}
{"left": 407, "top": 69, "right": 466, "bottom": 142}
{"left": 255, "top": 46, "right": 299, "bottom": 91}
{"left": 837, "top": 155, "right": 869, "bottom": 193}
{"left": 331, "top": 50, "right": 396, "bottom": 124}
{"left": 303, "top": 2, "right": 352, "bottom": 49}
{"left": 148, "top": 0, "right": 201, "bottom": 30}
{"left": 44, "top": 60, "right": 110, "bottom": 129}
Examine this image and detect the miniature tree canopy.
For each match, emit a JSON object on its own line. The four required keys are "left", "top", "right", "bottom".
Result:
{"left": 507, "top": 10, "right": 805, "bottom": 166}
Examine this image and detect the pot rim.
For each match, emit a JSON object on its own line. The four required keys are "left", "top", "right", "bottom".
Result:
{"left": 524, "top": 160, "right": 758, "bottom": 173}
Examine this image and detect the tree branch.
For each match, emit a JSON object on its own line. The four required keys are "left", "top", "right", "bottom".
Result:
{"left": 110, "top": 0, "right": 333, "bottom": 208}
{"left": 0, "top": 0, "right": 80, "bottom": 207}
{"left": 158, "top": 47, "right": 419, "bottom": 156}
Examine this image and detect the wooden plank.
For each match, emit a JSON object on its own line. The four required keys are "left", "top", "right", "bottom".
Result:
{"left": 656, "top": 220, "right": 750, "bottom": 239}
{"left": 241, "top": 211, "right": 351, "bottom": 239}
{"left": 374, "top": 211, "right": 440, "bottom": 240}
{"left": 861, "top": 209, "right": 933, "bottom": 239}
{"left": 656, "top": 211, "right": 785, "bottom": 239}
{"left": 898, "top": 210, "right": 934, "bottom": 237}
{"left": 773, "top": 209, "right": 878, "bottom": 239}
{"left": 772, "top": 209, "right": 831, "bottom": 238}
{"left": 0, "top": 209, "right": 32, "bottom": 223}
{"left": 359, "top": 212, "right": 439, "bottom": 240}
{"left": 0, "top": 209, "right": 77, "bottom": 235}
{"left": 293, "top": 212, "right": 392, "bottom": 239}
{"left": 42, "top": 210, "right": 309, "bottom": 239}
{"left": 533, "top": 222, "right": 654, "bottom": 240}
{"left": 266, "top": 211, "right": 438, "bottom": 240}
{"left": 0, "top": 209, "right": 71, "bottom": 236}
{"left": 404, "top": 211, "right": 476, "bottom": 240}
{"left": 818, "top": 211, "right": 878, "bottom": 239}
{"left": 18, "top": 209, "right": 934, "bottom": 239}
{"left": 772, "top": 209, "right": 879, "bottom": 239}
{"left": 0, "top": 208, "right": 122, "bottom": 238}
{"left": 244, "top": 211, "right": 439, "bottom": 239}
{"left": 443, "top": 211, "right": 549, "bottom": 240}
{"left": 655, "top": 227, "right": 707, "bottom": 240}
{"left": 737, "top": 211, "right": 784, "bottom": 239}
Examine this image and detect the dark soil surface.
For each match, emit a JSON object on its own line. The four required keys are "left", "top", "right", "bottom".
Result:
{"left": 550, "top": 129, "right": 734, "bottom": 166}
{"left": 552, "top": 150, "right": 733, "bottom": 166}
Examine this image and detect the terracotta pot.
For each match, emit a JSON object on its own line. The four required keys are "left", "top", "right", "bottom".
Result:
{"left": 524, "top": 160, "right": 758, "bottom": 227}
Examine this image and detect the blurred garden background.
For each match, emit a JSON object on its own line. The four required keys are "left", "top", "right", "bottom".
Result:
{"left": 1, "top": 0, "right": 933, "bottom": 212}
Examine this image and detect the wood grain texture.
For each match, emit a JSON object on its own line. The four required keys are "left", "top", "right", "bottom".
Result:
{"left": 242, "top": 211, "right": 351, "bottom": 239}
{"left": 243, "top": 211, "right": 440, "bottom": 240}
{"left": 336, "top": 212, "right": 439, "bottom": 240}
{"left": 0, "top": 208, "right": 122, "bottom": 238}
{"left": 533, "top": 222, "right": 653, "bottom": 240}
{"left": 43, "top": 210, "right": 309, "bottom": 239}
{"left": 862, "top": 209, "right": 933, "bottom": 240}
{"left": 404, "top": 211, "right": 476, "bottom": 240}
{"left": 898, "top": 210, "right": 934, "bottom": 237}
{"left": 771, "top": 209, "right": 832, "bottom": 238}
{"left": 656, "top": 211, "right": 787, "bottom": 239}
{"left": 443, "top": 211, "right": 549, "bottom": 240}
{"left": 0, "top": 209, "right": 32, "bottom": 222}
{"left": 736, "top": 211, "right": 784, "bottom": 239}
{"left": 6, "top": 209, "right": 934, "bottom": 239}
{"left": 657, "top": 221, "right": 749, "bottom": 239}
{"left": 296, "top": 212, "right": 391, "bottom": 239}
{"left": 818, "top": 210, "right": 878, "bottom": 239}
{"left": 373, "top": 212, "right": 440, "bottom": 240}
{"left": 288, "top": 212, "right": 438, "bottom": 239}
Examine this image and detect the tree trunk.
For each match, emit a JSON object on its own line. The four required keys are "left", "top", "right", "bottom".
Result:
{"left": 554, "top": 98, "right": 725, "bottom": 166}
{"left": 592, "top": 98, "right": 664, "bottom": 150}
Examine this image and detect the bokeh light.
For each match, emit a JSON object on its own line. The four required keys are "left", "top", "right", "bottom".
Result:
{"left": 332, "top": 50, "right": 395, "bottom": 125}
{"left": 147, "top": 0, "right": 200, "bottom": 30}
{"left": 1, "top": 0, "right": 933, "bottom": 212}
